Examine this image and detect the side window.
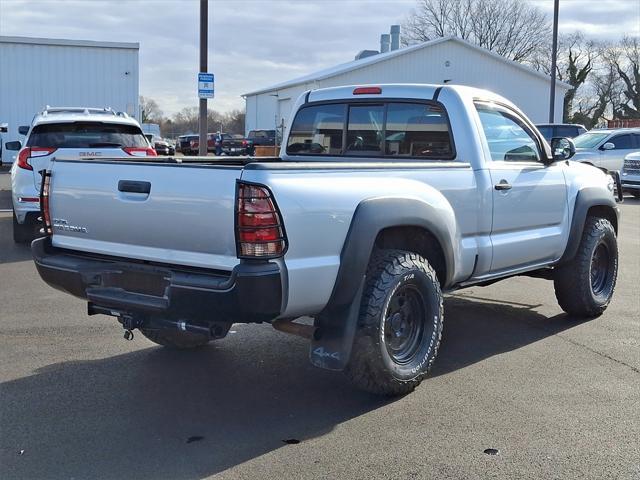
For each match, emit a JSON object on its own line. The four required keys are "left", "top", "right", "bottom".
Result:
{"left": 346, "top": 105, "right": 384, "bottom": 154}
{"left": 475, "top": 103, "right": 541, "bottom": 162}
{"left": 286, "top": 104, "right": 345, "bottom": 155}
{"left": 610, "top": 134, "right": 633, "bottom": 149}
{"left": 385, "top": 103, "right": 453, "bottom": 158}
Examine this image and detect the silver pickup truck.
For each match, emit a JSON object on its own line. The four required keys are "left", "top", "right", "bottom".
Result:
{"left": 32, "top": 84, "right": 622, "bottom": 396}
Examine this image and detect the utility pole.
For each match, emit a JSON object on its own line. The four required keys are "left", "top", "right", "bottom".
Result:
{"left": 198, "top": 0, "right": 208, "bottom": 156}
{"left": 549, "top": 0, "right": 559, "bottom": 123}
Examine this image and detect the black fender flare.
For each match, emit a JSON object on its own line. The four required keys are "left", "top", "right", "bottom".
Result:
{"left": 310, "top": 197, "right": 456, "bottom": 371}
{"left": 558, "top": 187, "right": 619, "bottom": 264}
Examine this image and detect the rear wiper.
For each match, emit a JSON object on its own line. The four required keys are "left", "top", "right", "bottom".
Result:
{"left": 88, "top": 142, "right": 123, "bottom": 148}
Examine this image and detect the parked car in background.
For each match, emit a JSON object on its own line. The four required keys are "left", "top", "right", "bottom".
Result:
{"left": 247, "top": 129, "right": 277, "bottom": 146}
{"left": 536, "top": 123, "right": 587, "bottom": 142}
{"left": 570, "top": 128, "right": 640, "bottom": 172}
{"left": 621, "top": 151, "right": 640, "bottom": 198}
{"left": 6, "top": 106, "right": 155, "bottom": 243}
{"left": 145, "top": 135, "right": 175, "bottom": 155}
{"left": 213, "top": 132, "right": 250, "bottom": 155}
{"left": 179, "top": 134, "right": 199, "bottom": 155}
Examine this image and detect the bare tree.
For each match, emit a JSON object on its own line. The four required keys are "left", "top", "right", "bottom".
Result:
{"left": 139, "top": 96, "right": 163, "bottom": 123}
{"left": 535, "top": 33, "right": 596, "bottom": 122}
{"left": 403, "top": 0, "right": 549, "bottom": 62}
{"left": 605, "top": 37, "right": 640, "bottom": 119}
{"left": 164, "top": 107, "right": 246, "bottom": 137}
{"left": 571, "top": 62, "right": 620, "bottom": 129}
{"left": 222, "top": 109, "right": 246, "bottom": 135}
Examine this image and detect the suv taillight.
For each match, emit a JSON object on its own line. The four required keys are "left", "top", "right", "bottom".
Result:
{"left": 236, "top": 182, "right": 287, "bottom": 258}
{"left": 122, "top": 147, "right": 157, "bottom": 156}
{"left": 17, "top": 147, "right": 57, "bottom": 170}
{"left": 39, "top": 170, "right": 53, "bottom": 235}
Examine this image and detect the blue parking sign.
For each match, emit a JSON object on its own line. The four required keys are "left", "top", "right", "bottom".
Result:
{"left": 198, "top": 73, "right": 214, "bottom": 99}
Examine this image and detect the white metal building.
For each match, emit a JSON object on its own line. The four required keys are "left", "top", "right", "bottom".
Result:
{"left": 243, "top": 36, "right": 571, "bottom": 134}
{"left": 0, "top": 36, "right": 139, "bottom": 159}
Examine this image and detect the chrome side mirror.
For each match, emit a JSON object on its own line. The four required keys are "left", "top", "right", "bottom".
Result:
{"left": 550, "top": 137, "right": 576, "bottom": 161}
{"left": 602, "top": 142, "right": 615, "bottom": 150}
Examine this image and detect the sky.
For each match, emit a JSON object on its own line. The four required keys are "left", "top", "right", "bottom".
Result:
{"left": 0, "top": 0, "right": 638, "bottom": 116}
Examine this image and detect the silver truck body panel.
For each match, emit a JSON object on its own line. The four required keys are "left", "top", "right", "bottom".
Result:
{"left": 242, "top": 164, "right": 479, "bottom": 316}
{"left": 43, "top": 84, "right": 616, "bottom": 321}
{"left": 49, "top": 161, "right": 243, "bottom": 270}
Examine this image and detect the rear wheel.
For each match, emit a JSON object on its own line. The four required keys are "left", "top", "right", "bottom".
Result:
{"left": 140, "top": 329, "right": 211, "bottom": 349}
{"left": 345, "top": 250, "right": 444, "bottom": 396}
{"left": 554, "top": 217, "right": 618, "bottom": 317}
{"left": 12, "top": 211, "right": 34, "bottom": 244}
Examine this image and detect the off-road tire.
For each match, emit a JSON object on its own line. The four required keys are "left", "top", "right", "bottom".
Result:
{"left": 345, "top": 249, "right": 444, "bottom": 396}
{"left": 140, "top": 329, "right": 211, "bottom": 349}
{"left": 554, "top": 217, "right": 618, "bottom": 317}
{"left": 12, "top": 211, "right": 33, "bottom": 244}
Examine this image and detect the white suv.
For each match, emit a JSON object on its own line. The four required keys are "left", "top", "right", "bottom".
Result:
{"left": 6, "top": 107, "right": 155, "bottom": 243}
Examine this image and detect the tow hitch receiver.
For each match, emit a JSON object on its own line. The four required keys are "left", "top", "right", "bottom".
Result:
{"left": 87, "top": 302, "right": 230, "bottom": 340}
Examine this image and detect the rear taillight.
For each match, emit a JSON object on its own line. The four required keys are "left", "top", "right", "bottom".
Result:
{"left": 242, "top": 139, "right": 248, "bottom": 147}
{"left": 122, "top": 147, "right": 157, "bottom": 156}
{"left": 39, "top": 170, "right": 52, "bottom": 236}
{"left": 17, "top": 147, "right": 57, "bottom": 170}
{"left": 236, "top": 182, "right": 287, "bottom": 258}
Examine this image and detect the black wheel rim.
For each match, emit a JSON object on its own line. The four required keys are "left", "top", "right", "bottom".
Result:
{"left": 384, "top": 284, "right": 426, "bottom": 364}
{"left": 590, "top": 242, "right": 610, "bottom": 295}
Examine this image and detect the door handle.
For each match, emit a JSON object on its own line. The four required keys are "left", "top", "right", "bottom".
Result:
{"left": 118, "top": 180, "right": 151, "bottom": 194}
{"left": 494, "top": 180, "right": 512, "bottom": 191}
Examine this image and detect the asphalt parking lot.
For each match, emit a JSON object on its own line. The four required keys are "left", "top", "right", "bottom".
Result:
{"left": 0, "top": 168, "right": 638, "bottom": 479}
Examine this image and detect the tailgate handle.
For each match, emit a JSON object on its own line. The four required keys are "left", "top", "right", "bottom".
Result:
{"left": 118, "top": 180, "right": 151, "bottom": 194}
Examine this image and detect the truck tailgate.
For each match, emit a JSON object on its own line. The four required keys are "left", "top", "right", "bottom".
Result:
{"left": 48, "top": 159, "right": 242, "bottom": 270}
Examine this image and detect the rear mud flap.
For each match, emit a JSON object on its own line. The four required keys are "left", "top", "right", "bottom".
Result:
{"left": 309, "top": 280, "right": 364, "bottom": 371}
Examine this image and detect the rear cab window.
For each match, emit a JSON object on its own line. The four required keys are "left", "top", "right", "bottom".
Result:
{"left": 27, "top": 122, "right": 148, "bottom": 148}
{"left": 286, "top": 100, "right": 455, "bottom": 160}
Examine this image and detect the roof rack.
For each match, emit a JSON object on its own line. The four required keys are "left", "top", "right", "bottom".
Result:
{"left": 40, "top": 106, "right": 120, "bottom": 117}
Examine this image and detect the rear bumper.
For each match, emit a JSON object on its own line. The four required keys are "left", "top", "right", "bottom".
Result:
{"left": 32, "top": 237, "right": 283, "bottom": 323}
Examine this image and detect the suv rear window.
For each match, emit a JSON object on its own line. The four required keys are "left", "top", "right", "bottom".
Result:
{"left": 27, "top": 122, "right": 148, "bottom": 148}
{"left": 286, "top": 101, "right": 454, "bottom": 159}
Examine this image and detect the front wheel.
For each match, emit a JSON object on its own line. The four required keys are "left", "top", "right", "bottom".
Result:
{"left": 554, "top": 217, "right": 618, "bottom": 317}
{"left": 345, "top": 250, "right": 444, "bottom": 396}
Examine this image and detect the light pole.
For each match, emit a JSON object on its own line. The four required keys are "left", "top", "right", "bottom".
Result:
{"left": 198, "top": 0, "right": 208, "bottom": 156}
{"left": 549, "top": 0, "right": 560, "bottom": 123}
